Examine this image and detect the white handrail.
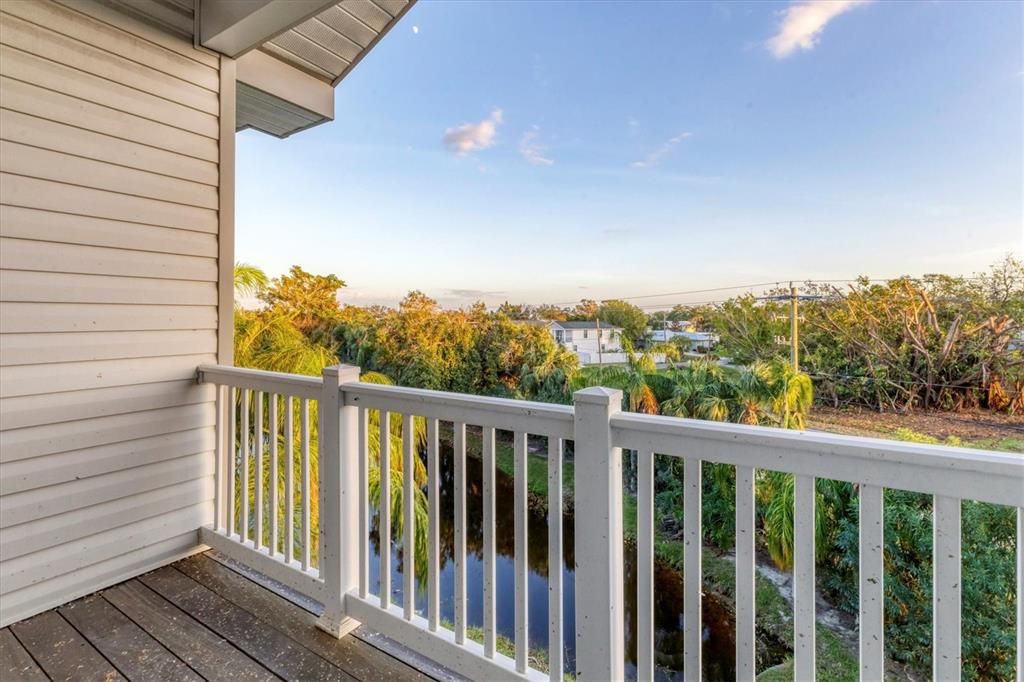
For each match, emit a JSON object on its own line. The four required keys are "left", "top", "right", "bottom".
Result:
{"left": 197, "top": 364, "right": 321, "bottom": 399}
{"left": 611, "top": 411, "right": 1023, "bottom": 507}
{"left": 341, "top": 380, "right": 574, "bottom": 439}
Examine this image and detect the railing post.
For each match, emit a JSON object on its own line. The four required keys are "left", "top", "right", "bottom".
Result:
{"left": 573, "top": 386, "right": 624, "bottom": 681}
{"left": 316, "top": 364, "right": 362, "bottom": 638}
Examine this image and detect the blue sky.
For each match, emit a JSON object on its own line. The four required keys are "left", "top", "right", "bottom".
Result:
{"left": 237, "top": 0, "right": 1023, "bottom": 308}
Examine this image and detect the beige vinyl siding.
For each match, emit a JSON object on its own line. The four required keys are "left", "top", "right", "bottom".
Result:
{"left": 0, "top": 0, "right": 223, "bottom": 626}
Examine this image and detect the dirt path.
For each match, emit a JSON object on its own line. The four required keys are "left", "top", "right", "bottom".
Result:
{"left": 808, "top": 406, "right": 1024, "bottom": 443}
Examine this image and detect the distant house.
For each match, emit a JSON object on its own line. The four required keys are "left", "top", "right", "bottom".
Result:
{"left": 545, "top": 321, "right": 623, "bottom": 364}
{"left": 648, "top": 328, "right": 719, "bottom": 353}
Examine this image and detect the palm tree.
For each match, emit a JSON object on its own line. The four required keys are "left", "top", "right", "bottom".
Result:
{"left": 234, "top": 261, "right": 268, "bottom": 300}
{"left": 571, "top": 338, "right": 663, "bottom": 414}
{"left": 660, "top": 358, "right": 732, "bottom": 420}
{"left": 765, "top": 361, "right": 814, "bottom": 429}
{"left": 733, "top": 362, "right": 773, "bottom": 425}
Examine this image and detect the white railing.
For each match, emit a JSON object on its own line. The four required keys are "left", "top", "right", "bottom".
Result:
{"left": 200, "top": 365, "right": 326, "bottom": 600}
{"left": 197, "top": 364, "right": 1024, "bottom": 682}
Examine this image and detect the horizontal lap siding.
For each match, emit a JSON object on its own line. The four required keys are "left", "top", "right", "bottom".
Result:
{"left": 0, "top": 0, "right": 222, "bottom": 627}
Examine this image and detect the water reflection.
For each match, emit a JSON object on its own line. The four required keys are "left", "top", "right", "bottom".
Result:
{"left": 367, "top": 427, "right": 736, "bottom": 680}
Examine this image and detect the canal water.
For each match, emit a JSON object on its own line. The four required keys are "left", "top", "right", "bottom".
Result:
{"left": 366, "top": 430, "right": 736, "bottom": 680}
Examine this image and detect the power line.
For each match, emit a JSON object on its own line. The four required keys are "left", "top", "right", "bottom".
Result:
{"left": 630, "top": 298, "right": 735, "bottom": 310}
{"left": 598, "top": 281, "right": 782, "bottom": 302}
{"left": 542, "top": 274, "right": 988, "bottom": 308}
{"left": 546, "top": 282, "right": 778, "bottom": 307}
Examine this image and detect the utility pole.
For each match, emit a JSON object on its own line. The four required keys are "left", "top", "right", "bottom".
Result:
{"left": 789, "top": 282, "right": 799, "bottom": 371}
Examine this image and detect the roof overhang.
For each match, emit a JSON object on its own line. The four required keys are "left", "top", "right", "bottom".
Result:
{"left": 202, "top": 0, "right": 415, "bottom": 138}
{"left": 106, "top": 0, "right": 413, "bottom": 138}
{"left": 235, "top": 49, "right": 335, "bottom": 138}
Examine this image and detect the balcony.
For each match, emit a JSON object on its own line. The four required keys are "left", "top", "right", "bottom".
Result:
{"left": 157, "top": 363, "right": 1023, "bottom": 681}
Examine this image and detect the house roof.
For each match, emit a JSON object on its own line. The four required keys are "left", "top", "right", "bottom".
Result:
{"left": 553, "top": 321, "right": 622, "bottom": 331}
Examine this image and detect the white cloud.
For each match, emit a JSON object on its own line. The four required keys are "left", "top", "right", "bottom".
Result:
{"left": 767, "top": 0, "right": 871, "bottom": 59}
{"left": 442, "top": 109, "right": 503, "bottom": 154}
{"left": 412, "top": 25, "right": 419, "bottom": 34}
{"left": 631, "top": 132, "right": 692, "bottom": 169}
{"left": 519, "top": 126, "right": 554, "bottom": 166}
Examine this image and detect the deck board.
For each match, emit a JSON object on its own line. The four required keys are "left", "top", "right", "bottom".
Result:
{"left": 104, "top": 578, "right": 276, "bottom": 681}
{"left": 58, "top": 593, "right": 204, "bottom": 681}
{"left": 1, "top": 551, "right": 430, "bottom": 681}
{"left": 176, "top": 554, "right": 429, "bottom": 680}
{"left": 9, "top": 610, "right": 124, "bottom": 681}
{"left": 140, "top": 565, "right": 352, "bottom": 681}
{"left": 0, "top": 628, "right": 46, "bottom": 681}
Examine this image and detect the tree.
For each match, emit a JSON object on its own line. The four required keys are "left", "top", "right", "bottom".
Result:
{"left": 234, "top": 262, "right": 268, "bottom": 299}
{"left": 259, "top": 266, "right": 345, "bottom": 336}
{"left": 534, "top": 304, "right": 569, "bottom": 321}
{"left": 495, "top": 302, "right": 533, "bottom": 319}
{"left": 710, "top": 295, "right": 786, "bottom": 364}
{"left": 568, "top": 299, "right": 600, "bottom": 321}
{"left": 597, "top": 299, "right": 649, "bottom": 342}
{"left": 571, "top": 338, "right": 666, "bottom": 414}
{"left": 804, "top": 268, "right": 1022, "bottom": 412}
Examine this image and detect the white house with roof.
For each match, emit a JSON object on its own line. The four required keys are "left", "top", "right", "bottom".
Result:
{"left": 544, "top": 321, "right": 623, "bottom": 365}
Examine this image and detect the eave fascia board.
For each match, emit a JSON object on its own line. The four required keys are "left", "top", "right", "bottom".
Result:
{"left": 236, "top": 49, "right": 335, "bottom": 121}
{"left": 199, "top": 0, "right": 340, "bottom": 58}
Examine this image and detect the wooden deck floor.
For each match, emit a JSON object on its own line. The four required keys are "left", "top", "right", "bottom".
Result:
{"left": 1, "top": 552, "right": 434, "bottom": 681}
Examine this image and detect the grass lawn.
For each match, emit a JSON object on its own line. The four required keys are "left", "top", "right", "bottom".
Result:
{"left": 460, "top": 428, "right": 574, "bottom": 507}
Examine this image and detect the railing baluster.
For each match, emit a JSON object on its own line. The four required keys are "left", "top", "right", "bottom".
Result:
{"left": 228, "top": 386, "right": 236, "bottom": 537}
{"left": 794, "top": 474, "right": 816, "bottom": 680}
{"left": 859, "top": 484, "right": 884, "bottom": 681}
{"left": 735, "top": 465, "right": 756, "bottom": 682}
{"left": 402, "top": 414, "right": 416, "bottom": 621}
{"left": 285, "top": 396, "right": 294, "bottom": 564}
{"left": 254, "top": 391, "right": 263, "bottom": 549}
{"left": 359, "top": 407, "right": 369, "bottom": 598}
{"left": 300, "top": 398, "right": 311, "bottom": 571}
{"left": 453, "top": 421, "right": 466, "bottom": 644}
{"left": 427, "top": 418, "right": 440, "bottom": 631}
{"left": 933, "top": 495, "right": 961, "bottom": 680}
{"left": 514, "top": 431, "right": 529, "bottom": 674}
{"left": 1018, "top": 507, "right": 1023, "bottom": 681}
{"left": 214, "top": 384, "right": 224, "bottom": 530}
{"left": 637, "top": 449, "right": 655, "bottom": 682}
{"left": 269, "top": 394, "right": 278, "bottom": 555}
{"left": 547, "top": 437, "right": 564, "bottom": 682}
{"left": 482, "top": 426, "right": 496, "bottom": 657}
{"left": 684, "top": 457, "right": 702, "bottom": 679}
{"left": 241, "top": 389, "right": 250, "bottom": 545}
{"left": 380, "top": 410, "right": 391, "bottom": 608}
